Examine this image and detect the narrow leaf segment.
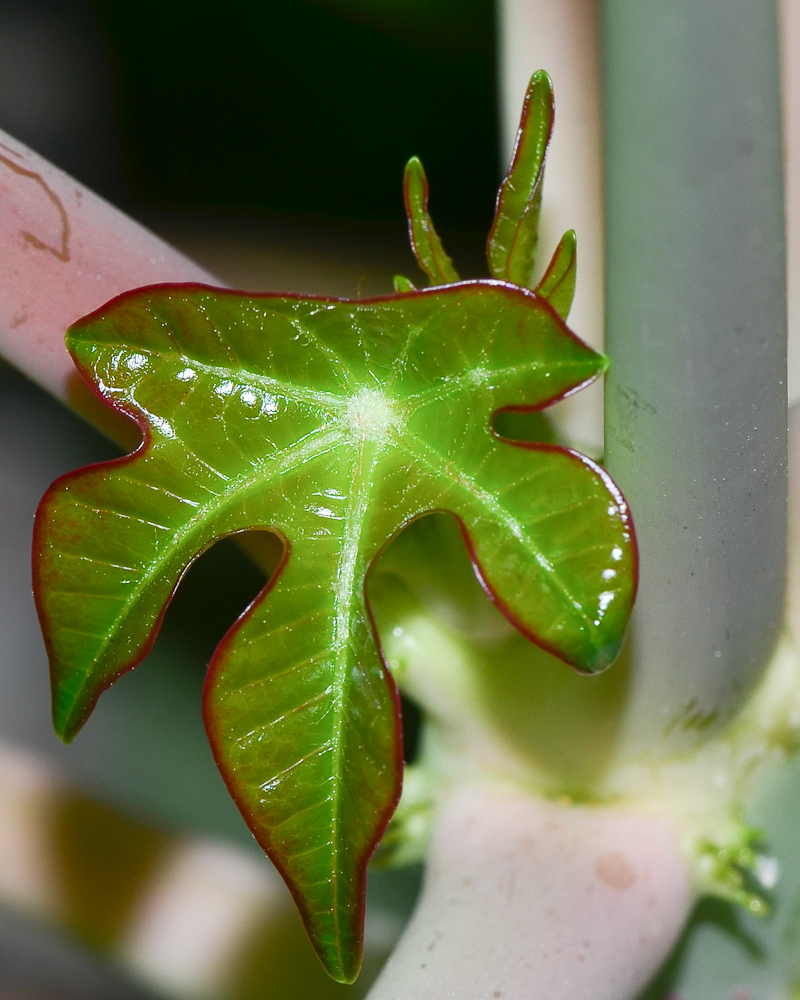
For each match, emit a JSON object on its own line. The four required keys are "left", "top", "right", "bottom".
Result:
{"left": 403, "top": 156, "right": 460, "bottom": 286}
{"left": 32, "top": 72, "right": 637, "bottom": 983}
{"left": 487, "top": 70, "right": 555, "bottom": 287}
{"left": 535, "top": 229, "right": 578, "bottom": 320}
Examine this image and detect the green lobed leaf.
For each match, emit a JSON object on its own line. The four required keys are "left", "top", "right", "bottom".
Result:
{"left": 403, "top": 156, "right": 460, "bottom": 286}
{"left": 535, "top": 229, "right": 578, "bottom": 320}
{"left": 33, "top": 279, "right": 635, "bottom": 980}
{"left": 487, "top": 70, "right": 555, "bottom": 287}
{"left": 33, "top": 69, "right": 637, "bottom": 983}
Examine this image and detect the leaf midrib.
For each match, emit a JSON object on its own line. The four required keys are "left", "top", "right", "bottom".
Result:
{"left": 327, "top": 437, "right": 382, "bottom": 974}
{"left": 90, "top": 341, "right": 598, "bottom": 421}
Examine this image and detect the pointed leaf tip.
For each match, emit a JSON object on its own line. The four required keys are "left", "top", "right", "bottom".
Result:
{"left": 487, "top": 70, "right": 555, "bottom": 287}
{"left": 53, "top": 698, "right": 84, "bottom": 745}
{"left": 403, "top": 157, "right": 459, "bottom": 286}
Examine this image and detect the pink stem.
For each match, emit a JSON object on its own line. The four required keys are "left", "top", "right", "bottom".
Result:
{"left": 367, "top": 789, "right": 691, "bottom": 1000}
{"left": 0, "top": 129, "right": 222, "bottom": 443}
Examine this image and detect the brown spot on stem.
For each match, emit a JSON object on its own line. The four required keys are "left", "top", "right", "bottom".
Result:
{"left": 10, "top": 309, "right": 29, "bottom": 328}
{"left": 595, "top": 851, "right": 636, "bottom": 889}
{"left": 0, "top": 151, "right": 71, "bottom": 262}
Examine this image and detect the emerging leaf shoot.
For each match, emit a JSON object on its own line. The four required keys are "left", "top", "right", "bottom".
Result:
{"left": 33, "top": 72, "right": 636, "bottom": 982}
{"left": 488, "top": 69, "right": 554, "bottom": 288}
{"left": 403, "top": 156, "right": 460, "bottom": 286}
{"left": 535, "top": 229, "right": 578, "bottom": 320}
{"left": 392, "top": 273, "right": 416, "bottom": 294}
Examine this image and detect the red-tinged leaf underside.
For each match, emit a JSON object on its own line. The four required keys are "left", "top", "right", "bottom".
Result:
{"left": 33, "top": 280, "right": 636, "bottom": 981}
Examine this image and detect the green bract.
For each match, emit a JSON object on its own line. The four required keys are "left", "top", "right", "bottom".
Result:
{"left": 33, "top": 72, "right": 637, "bottom": 982}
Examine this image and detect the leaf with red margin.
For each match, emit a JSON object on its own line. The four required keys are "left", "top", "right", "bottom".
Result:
{"left": 33, "top": 70, "right": 637, "bottom": 984}
{"left": 33, "top": 280, "right": 635, "bottom": 980}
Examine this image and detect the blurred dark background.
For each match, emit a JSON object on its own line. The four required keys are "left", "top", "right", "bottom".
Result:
{"left": 0, "top": 0, "right": 499, "bottom": 288}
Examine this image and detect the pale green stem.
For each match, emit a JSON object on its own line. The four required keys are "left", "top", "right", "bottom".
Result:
{"left": 602, "top": 1, "right": 788, "bottom": 756}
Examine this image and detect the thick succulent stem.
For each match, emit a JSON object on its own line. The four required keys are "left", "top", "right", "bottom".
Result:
{"left": 366, "top": 789, "right": 691, "bottom": 1000}
{"left": 602, "top": 0, "right": 788, "bottom": 756}
{"left": 782, "top": 0, "right": 800, "bottom": 409}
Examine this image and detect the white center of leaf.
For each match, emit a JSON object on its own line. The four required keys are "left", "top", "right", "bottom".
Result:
{"left": 343, "top": 388, "right": 400, "bottom": 441}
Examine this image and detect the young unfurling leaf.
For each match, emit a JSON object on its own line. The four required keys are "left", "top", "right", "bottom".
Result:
{"left": 403, "top": 156, "right": 459, "bottom": 286}
{"left": 536, "top": 229, "right": 578, "bottom": 319}
{"left": 487, "top": 70, "right": 555, "bottom": 287}
{"left": 33, "top": 72, "right": 637, "bottom": 982}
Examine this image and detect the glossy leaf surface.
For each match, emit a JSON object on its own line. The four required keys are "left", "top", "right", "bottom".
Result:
{"left": 34, "top": 279, "right": 635, "bottom": 978}
{"left": 33, "top": 70, "right": 638, "bottom": 983}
